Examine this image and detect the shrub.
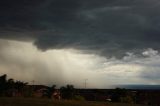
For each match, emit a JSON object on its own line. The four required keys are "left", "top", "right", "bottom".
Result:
{"left": 73, "top": 95, "right": 85, "bottom": 101}
{"left": 120, "top": 96, "right": 134, "bottom": 104}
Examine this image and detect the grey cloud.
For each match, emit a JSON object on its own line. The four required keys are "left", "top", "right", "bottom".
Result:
{"left": 123, "top": 50, "right": 160, "bottom": 81}
{"left": 1, "top": 0, "right": 160, "bottom": 58}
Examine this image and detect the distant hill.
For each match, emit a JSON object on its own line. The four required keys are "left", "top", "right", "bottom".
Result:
{"left": 117, "top": 85, "right": 160, "bottom": 90}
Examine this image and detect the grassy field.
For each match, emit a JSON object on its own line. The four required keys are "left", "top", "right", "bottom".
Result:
{"left": 0, "top": 98, "right": 147, "bottom": 106}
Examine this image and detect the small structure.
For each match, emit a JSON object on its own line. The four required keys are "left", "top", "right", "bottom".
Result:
{"left": 52, "top": 89, "right": 61, "bottom": 100}
{"left": 31, "top": 85, "right": 48, "bottom": 98}
{"left": 6, "top": 88, "right": 22, "bottom": 97}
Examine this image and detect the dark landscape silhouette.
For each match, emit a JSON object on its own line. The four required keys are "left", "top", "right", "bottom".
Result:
{"left": 0, "top": 74, "right": 160, "bottom": 105}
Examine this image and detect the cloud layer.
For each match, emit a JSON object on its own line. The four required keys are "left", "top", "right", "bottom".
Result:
{"left": 1, "top": 0, "right": 160, "bottom": 58}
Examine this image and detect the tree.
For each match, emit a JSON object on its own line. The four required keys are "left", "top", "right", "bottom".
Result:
{"left": 0, "top": 74, "right": 7, "bottom": 96}
{"left": 7, "top": 78, "right": 15, "bottom": 89}
{"left": 14, "top": 81, "right": 28, "bottom": 92}
{"left": 60, "top": 84, "right": 75, "bottom": 99}
{"left": 44, "top": 85, "right": 56, "bottom": 98}
{"left": 111, "top": 88, "right": 128, "bottom": 102}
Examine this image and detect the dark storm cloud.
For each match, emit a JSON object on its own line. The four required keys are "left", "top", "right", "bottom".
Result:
{"left": 1, "top": 0, "right": 160, "bottom": 58}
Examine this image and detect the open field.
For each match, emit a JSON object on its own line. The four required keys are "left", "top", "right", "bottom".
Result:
{"left": 0, "top": 98, "right": 147, "bottom": 106}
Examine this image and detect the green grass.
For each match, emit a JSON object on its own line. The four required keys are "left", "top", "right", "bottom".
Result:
{"left": 0, "top": 98, "right": 146, "bottom": 106}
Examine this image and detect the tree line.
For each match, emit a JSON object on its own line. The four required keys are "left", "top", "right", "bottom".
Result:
{"left": 0, "top": 74, "right": 134, "bottom": 102}
{"left": 0, "top": 74, "right": 27, "bottom": 97}
{"left": 1, "top": 74, "right": 159, "bottom": 105}
{"left": 0, "top": 74, "right": 79, "bottom": 100}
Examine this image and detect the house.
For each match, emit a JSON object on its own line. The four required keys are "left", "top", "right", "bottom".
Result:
{"left": 31, "top": 85, "right": 48, "bottom": 98}
{"left": 6, "top": 88, "right": 22, "bottom": 97}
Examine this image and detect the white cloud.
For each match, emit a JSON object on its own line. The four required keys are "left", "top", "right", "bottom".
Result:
{"left": 142, "top": 48, "right": 158, "bottom": 57}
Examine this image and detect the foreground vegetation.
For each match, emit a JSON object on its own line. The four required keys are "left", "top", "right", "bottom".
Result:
{"left": 0, "top": 98, "right": 146, "bottom": 106}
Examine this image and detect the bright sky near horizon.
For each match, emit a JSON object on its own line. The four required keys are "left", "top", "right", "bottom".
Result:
{"left": 0, "top": 39, "right": 160, "bottom": 88}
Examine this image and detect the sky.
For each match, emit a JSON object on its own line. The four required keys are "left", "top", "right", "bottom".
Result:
{"left": 0, "top": 0, "right": 160, "bottom": 88}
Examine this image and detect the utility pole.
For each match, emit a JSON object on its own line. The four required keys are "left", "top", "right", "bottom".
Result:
{"left": 84, "top": 79, "right": 88, "bottom": 89}
{"left": 31, "top": 80, "right": 35, "bottom": 97}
